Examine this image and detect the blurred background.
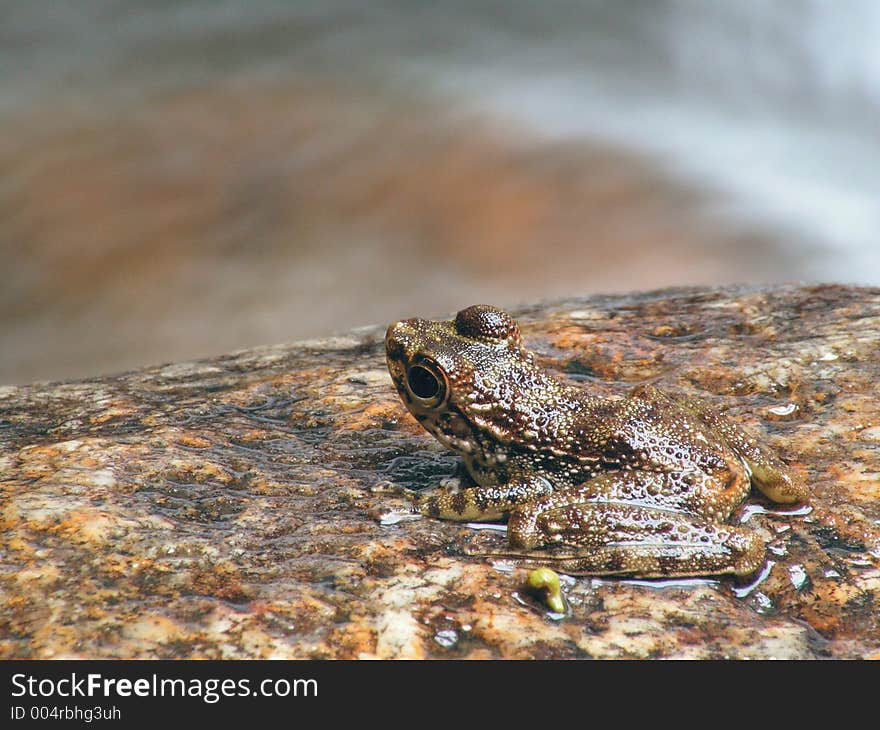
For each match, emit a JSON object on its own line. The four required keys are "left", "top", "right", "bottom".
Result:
{"left": 2, "top": 0, "right": 879, "bottom": 385}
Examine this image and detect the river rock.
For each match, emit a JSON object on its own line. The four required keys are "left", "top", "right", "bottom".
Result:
{"left": 2, "top": 284, "right": 879, "bottom": 659}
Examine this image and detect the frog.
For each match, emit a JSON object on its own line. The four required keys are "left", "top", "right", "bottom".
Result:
{"left": 385, "top": 304, "right": 807, "bottom": 578}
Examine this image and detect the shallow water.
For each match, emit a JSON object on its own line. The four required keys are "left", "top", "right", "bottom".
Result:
{"left": 2, "top": 1, "right": 878, "bottom": 384}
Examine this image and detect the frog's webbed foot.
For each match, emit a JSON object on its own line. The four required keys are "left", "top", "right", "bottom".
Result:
{"left": 507, "top": 471, "right": 765, "bottom": 578}
{"left": 414, "top": 477, "right": 553, "bottom": 522}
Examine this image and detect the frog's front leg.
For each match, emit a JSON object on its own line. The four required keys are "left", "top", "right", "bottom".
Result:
{"left": 507, "top": 471, "right": 765, "bottom": 577}
{"left": 416, "top": 476, "right": 553, "bottom": 522}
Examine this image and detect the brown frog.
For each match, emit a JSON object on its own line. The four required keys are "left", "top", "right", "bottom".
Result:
{"left": 385, "top": 304, "right": 807, "bottom": 577}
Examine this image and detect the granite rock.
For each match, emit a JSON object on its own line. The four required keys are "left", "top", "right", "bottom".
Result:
{"left": 2, "top": 284, "right": 879, "bottom": 659}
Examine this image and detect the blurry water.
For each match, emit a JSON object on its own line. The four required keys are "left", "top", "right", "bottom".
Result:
{"left": 2, "top": 1, "right": 879, "bottom": 383}
{"left": 467, "top": 0, "right": 880, "bottom": 282}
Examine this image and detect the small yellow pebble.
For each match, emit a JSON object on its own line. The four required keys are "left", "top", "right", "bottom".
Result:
{"left": 527, "top": 567, "right": 565, "bottom": 614}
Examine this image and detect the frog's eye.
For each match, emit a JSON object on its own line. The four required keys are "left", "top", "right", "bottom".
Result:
{"left": 454, "top": 304, "right": 520, "bottom": 342}
{"left": 406, "top": 362, "right": 447, "bottom": 407}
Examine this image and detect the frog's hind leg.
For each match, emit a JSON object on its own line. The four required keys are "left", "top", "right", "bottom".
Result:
{"left": 507, "top": 472, "right": 765, "bottom": 577}
{"left": 511, "top": 502, "right": 764, "bottom": 577}
{"left": 682, "top": 398, "right": 807, "bottom": 504}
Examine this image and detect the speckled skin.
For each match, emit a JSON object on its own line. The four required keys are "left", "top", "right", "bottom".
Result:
{"left": 385, "top": 304, "right": 807, "bottom": 577}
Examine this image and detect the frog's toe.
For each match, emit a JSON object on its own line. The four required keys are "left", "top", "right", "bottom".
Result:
{"left": 724, "top": 529, "right": 767, "bottom": 577}
{"left": 749, "top": 460, "right": 807, "bottom": 504}
{"left": 506, "top": 502, "right": 544, "bottom": 550}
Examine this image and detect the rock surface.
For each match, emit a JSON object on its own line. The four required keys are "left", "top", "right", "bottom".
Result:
{"left": 2, "top": 284, "right": 879, "bottom": 659}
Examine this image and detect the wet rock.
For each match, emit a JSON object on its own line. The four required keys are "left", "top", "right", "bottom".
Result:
{"left": 2, "top": 284, "right": 879, "bottom": 659}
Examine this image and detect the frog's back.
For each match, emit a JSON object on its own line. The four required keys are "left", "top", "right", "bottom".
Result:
{"left": 567, "top": 383, "right": 805, "bottom": 505}
{"left": 564, "top": 385, "right": 728, "bottom": 474}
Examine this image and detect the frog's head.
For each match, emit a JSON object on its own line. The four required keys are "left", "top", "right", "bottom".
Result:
{"left": 385, "top": 304, "right": 533, "bottom": 456}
